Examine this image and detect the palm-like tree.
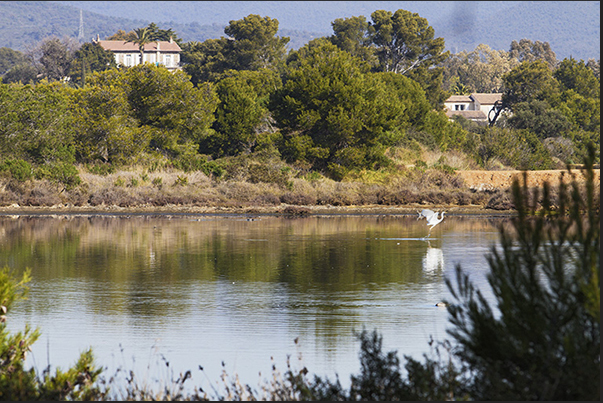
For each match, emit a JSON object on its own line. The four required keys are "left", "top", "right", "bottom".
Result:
{"left": 451, "top": 81, "right": 472, "bottom": 95}
{"left": 131, "top": 27, "right": 152, "bottom": 65}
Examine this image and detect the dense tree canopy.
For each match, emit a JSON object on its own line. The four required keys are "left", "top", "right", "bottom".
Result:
{"left": 556, "top": 90, "right": 600, "bottom": 133}
{"left": 207, "top": 68, "right": 281, "bottom": 157}
{"left": 368, "top": 9, "right": 448, "bottom": 75}
{"left": 368, "top": 9, "right": 450, "bottom": 107}
{"left": 69, "top": 42, "right": 117, "bottom": 87}
{"left": 119, "top": 64, "right": 219, "bottom": 154}
{"left": 506, "top": 100, "right": 572, "bottom": 139}
{"left": 1, "top": 63, "right": 37, "bottom": 85}
{"left": 495, "top": 56, "right": 600, "bottom": 146}
{"left": 554, "top": 57, "right": 600, "bottom": 99}
{"left": 0, "top": 63, "right": 220, "bottom": 168}
{"left": 270, "top": 39, "right": 448, "bottom": 177}
{"left": 181, "top": 14, "right": 289, "bottom": 85}
{"left": 181, "top": 38, "right": 230, "bottom": 85}
{"left": 442, "top": 43, "right": 519, "bottom": 93}
{"left": 71, "top": 75, "right": 144, "bottom": 164}
{"left": 143, "top": 22, "right": 182, "bottom": 44}
{"left": 224, "top": 14, "right": 289, "bottom": 71}
{"left": 501, "top": 59, "right": 559, "bottom": 108}
{"left": 272, "top": 40, "right": 372, "bottom": 173}
{"left": 0, "top": 81, "right": 75, "bottom": 164}
{"left": 328, "top": 16, "right": 378, "bottom": 69}
{"left": 0, "top": 47, "right": 27, "bottom": 76}
{"left": 509, "top": 38, "right": 557, "bottom": 69}
{"left": 0, "top": 9, "right": 599, "bottom": 177}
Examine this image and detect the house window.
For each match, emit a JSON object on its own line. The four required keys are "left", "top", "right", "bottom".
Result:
{"left": 126, "top": 54, "right": 132, "bottom": 67}
{"left": 165, "top": 54, "right": 172, "bottom": 67}
{"left": 454, "top": 104, "right": 465, "bottom": 111}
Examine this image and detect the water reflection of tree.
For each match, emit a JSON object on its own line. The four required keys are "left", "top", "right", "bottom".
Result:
{"left": 0, "top": 215, "right": 500, "bottom": 319}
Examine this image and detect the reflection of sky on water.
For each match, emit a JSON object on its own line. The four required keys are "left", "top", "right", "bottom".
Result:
{"left": 2, "top": 214, "right": 504, "bottom": 393}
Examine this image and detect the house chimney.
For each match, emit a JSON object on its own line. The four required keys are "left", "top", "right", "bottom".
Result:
{"left": 157, "top": 41, "right": 160, "bottom": 50}
{"left": 96, "top": 34, "right": 100, "bottom": 41}
{"left": 169, "top": 36, "right": 173, "bottom": 44}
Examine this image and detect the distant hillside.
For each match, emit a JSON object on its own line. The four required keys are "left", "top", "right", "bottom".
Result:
{"left": 0, "top": 1, "right": 323, "bottom": 50}
{"left": 0, "top": 1, "right": 147, "bottom": 49}
{"left": 1, "top": 1, "right": 599, "bottom": 61}
{"left": 52, "top": 0, "right": 601, "bottom": 60}
{"left": 53, "top": 1, "right": 452, "bottom": 34}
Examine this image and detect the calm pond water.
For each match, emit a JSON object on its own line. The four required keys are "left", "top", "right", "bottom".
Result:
{"left": 0, "top": 212, "right": 505, "bottom": 392}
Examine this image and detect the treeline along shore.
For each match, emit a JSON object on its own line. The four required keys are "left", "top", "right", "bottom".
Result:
{"left": 0, "top": 8, "right": 599, "bottom": 216}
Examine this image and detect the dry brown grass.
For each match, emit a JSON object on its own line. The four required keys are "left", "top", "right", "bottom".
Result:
{"left": 386, "top": 144, "right": 482, "bottom": 170}
{"left": 0, "top": 160, "right": 508, "bottom": 211}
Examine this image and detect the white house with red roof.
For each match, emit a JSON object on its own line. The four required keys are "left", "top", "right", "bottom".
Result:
{"left": 444, "top": 93, "right": 503, "bottom": 124}
{"left": 94, "top": 36, "right": 182, "bottom": 71}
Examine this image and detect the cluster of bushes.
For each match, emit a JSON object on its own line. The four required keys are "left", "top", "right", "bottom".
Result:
{"left": 0, "top": 159, "right": 80, "bottom": 188}
{"left": 0, "top": 153, "right": 501, "bottom": 210}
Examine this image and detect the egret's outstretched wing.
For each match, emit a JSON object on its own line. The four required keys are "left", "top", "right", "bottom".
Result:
{"left": 426, "top": 213, "right": 439, "bottom": 226}
{"left": 418, "top": 209, "right": 435, "bottom": 220}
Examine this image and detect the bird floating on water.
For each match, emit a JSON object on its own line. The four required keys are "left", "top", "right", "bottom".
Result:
{"left": 435, "top": 302, "right": 448, "bottom": 307}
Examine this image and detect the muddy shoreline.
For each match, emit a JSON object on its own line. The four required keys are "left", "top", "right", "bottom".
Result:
{"left": 0, "top": 203, "right": 516, "bottom": 218}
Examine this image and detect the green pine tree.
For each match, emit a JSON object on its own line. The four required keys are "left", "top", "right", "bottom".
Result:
{"left": 445, "top": 144, "right": 600, "bottom": 400}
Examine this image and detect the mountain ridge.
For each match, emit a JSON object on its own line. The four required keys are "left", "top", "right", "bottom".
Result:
{"left": 0, "top": 1, "right": 599, "bottom": 60}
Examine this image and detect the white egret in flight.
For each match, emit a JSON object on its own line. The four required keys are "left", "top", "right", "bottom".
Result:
{"left": 426, "top": 211, "right": 445, "bottom": 237}
{"left": 418, "top": 209, "right": 445, "bottom": 237}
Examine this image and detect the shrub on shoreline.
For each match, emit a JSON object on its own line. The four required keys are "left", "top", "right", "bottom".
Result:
{"left": 0, "top": 169, "right": 490, "bottom": 211}
{"left": 0, "top": 155, "right": 504, "bottom": 211}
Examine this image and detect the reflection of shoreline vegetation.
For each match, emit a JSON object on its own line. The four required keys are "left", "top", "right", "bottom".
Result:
{"left": 0, "top": 148, "right": 598, "bottom": 400}
{"left": 0, "top": 215, "right": 497, "bottom": 287}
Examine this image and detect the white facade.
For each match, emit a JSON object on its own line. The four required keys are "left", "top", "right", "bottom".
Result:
{"left": 95, "top": 38, "right": 182, "bottom": 71}
{"left": 444, "top": 93, "right": 503, "bottom": 124}
{"left": 113, "top": 52, "right": 178, "bottom": 69}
